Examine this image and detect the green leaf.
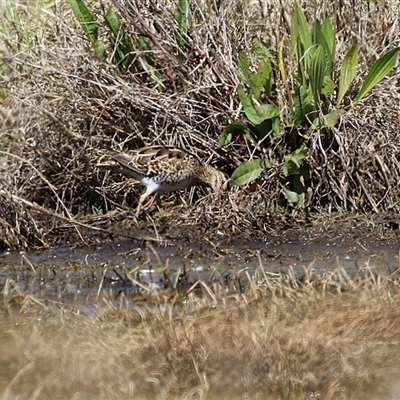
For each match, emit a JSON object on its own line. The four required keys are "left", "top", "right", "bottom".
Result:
{"left": 252, "top": 37, "right": 274, "bottom": 60}
{"left": 337, "top": 43, "right": 358, "bottom": 106}
{"left": 283, "top": 145, "right": 308, "bottom": 176}
{"left": 175, "top": 0, "right": 190, "bottom": 48}
{"left": 238, "top": 86, "right": 264, "bottom": 125}
{"left": 290, "top": 85, "right": 314, "bottom": 125}
{"left": 251, "top": 117, "right": 282, "bottom": 142}
{"left": 105, "top": 8, "right": 134, "bottom": 68}
{"left": 92, "top": 41, "right": 107, "bottom": 60}
{"left": 296, "top": 144, "right": 308, "bottom": 159}
{"left": 354, "top": 47, "right": 400, "bottom": 105}
{"left": 312, "top": 20, "right": 334, "bottom": 77}
{"left": 136, "top": 36, "right": 151, "bottom": 51}
{"left": 249, "top": 73, "right": 263, "bottom": 100}
{"left": 260, "top": 57, "right": 273, "bottom": 96}
{"left": 254, "top": 103, "right": 280, "bottom": 120}
{"left": 135, "top": 36, "right": 162, "bottom": 80}
{"left": 271, "top": 117, "right": 281, "bottom": 136}
{"left": 310, "top": 109, "right": 345, "bottom": 129}
{"left": 238, "top": 53, "right": 250, "bottom": 84}
{"left": 281, "top": 184, "right": 300, "bottom": 204}
{"left": 69, "top": 0, "right": 96, "bottom": 39}
{"left": 308, "top": 44, "right": 326, "bottom": 105}
{"left": 249, "top": 57, "right": 272, "bottom": 99}
{"left": 290, "top": 6, "right": 312, "bottom": 66}
{"left": 231, "top": 159, "right": 269, "bottom": 186}
{"left": 216, "top": 131, "right": 232, "bottom": 150}
{"left": 284, "top": 158, "right": 300, "bottom": 176}
{"left": 322, "top": 75, "right": 335, "bottom": 97}
{"left": 105, "top": 9, "right": 122, "bottom": 40}
{"left": 69, "top": 0, "right": 106, "bottom": 59}
{"left": 322, "top": 15, "right": 335, "bottom": 73}
{"left": 216, "top": 122, "right": 251, "bottom": 149}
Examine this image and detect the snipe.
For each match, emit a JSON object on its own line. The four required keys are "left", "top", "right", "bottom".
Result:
{"left": 102, "top": 145, "right": 228, "bottom": 217}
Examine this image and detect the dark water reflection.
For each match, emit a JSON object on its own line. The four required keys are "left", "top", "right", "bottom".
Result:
{"left": 0, "top": 236, "right": 398, "bottom": 315}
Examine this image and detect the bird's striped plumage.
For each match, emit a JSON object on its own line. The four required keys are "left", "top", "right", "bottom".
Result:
{"left": 103, "top": 146, "right": 227, "bottom": 217}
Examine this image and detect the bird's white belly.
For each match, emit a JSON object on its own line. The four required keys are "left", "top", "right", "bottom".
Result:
{"left": 141, "top": 177, "right": 193, "bottom": 194}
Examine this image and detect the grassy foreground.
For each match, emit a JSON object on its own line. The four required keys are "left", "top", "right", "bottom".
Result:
{"left": 1, "top": 267, "right": 400, "bottom": 399}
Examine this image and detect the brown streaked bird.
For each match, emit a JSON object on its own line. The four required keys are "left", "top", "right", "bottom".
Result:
{"left": 102, "top": 145, "right": 228, "bottom": 217}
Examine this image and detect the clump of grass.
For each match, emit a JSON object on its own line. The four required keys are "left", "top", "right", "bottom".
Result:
{"left": 1, "top": 266, "right": 400, "bottom": 399}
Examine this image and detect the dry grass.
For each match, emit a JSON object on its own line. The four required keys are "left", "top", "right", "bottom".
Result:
{"left": 1, "top": 266, "right": 400, "bottom": 399}
{"left": 0, "top": 0, "right": 400, "bottom": 248}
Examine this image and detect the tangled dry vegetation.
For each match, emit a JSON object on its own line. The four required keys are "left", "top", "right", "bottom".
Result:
{"left": 1, "top": 0, "right": 400, "bottom": 249}
{"left": 1, "top": 266, "right": 400, "bottom": 399}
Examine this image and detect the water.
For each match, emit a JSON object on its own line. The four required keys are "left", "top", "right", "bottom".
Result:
{"left": 0, "top": 235, "right": 398, "bottom": 315}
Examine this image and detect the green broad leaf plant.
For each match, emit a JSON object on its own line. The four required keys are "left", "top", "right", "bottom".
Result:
{"left": 220, "top": 5, "right": 399, "bottom": 209}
